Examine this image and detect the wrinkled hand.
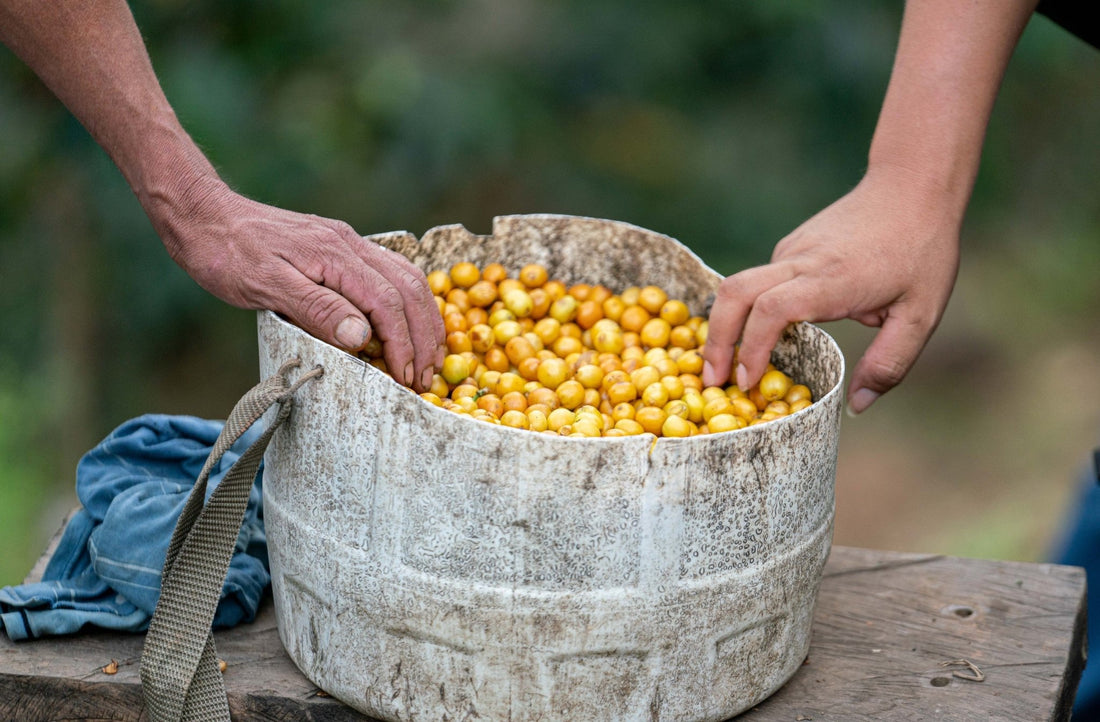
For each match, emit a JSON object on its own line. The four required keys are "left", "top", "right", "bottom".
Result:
{"left": 701, "top": 167, "right": 962, "bottom": 414}
{"left": 152, "top": 176, "right": 445, "bottom": 392}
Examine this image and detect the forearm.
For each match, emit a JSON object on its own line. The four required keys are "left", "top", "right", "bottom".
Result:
{"left": 0, "top": 0, "right": 219, "bottom": 249}
{"left": 867, "top": 0, "right": 1038, "bottom": 221}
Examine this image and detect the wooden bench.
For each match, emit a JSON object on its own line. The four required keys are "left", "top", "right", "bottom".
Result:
{"left": 1, "top": 542, "right": 1085, "bottom": 721}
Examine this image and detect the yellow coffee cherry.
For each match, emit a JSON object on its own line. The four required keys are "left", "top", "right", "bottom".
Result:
{"left": 552, "top": 335, "right": 584, "bottom": 358}
{"left": 759, "top": 369, "right": 793, "bottom": 402}
{"left": 503, "top": 289, "right": 534, "bottom": 318}
{"left": 501, "top": 390, "right": 528, "bottom": 413}
{"left": 427, "top": 270, "right": 453, "bottom": 296}
{"left": 661, "top": 414, "right": 692, "bottom": 438}
{"left": 537, "top": 358, "right": 569, "bottom": 389}
{"left": 702, "top": 396, "right": 734, "bottom": 423}
{"left": 468, "top": 324, "right": 494, "bottom": 354}
{"left": 487, "top": 308, "right": 516, "bottom": 327}
{"left": 484, "top": 347, "right": 510, "bottom": 373}
{"left": 482, "top": 262, "right": 508, "bottom": 284}
{"left": 660, "top": 375, "right": 685, "bottom": 401}
{"left": 497, "top": 372, "right": 526, "bottom": 397}
{"left": 730, "top": 397, "right": 758, "bottom": 421}
{"left": 764, "top": 400, "right": 791, "bottom": 417}
{"left": 701, "top": 386, "right": 727, "bottom": 403}
{"left": 526, "top": 408, "right": 549, "bottom": 432}
{"left": 549, "top": 295, "right": 579, "bottom": 324}
{"left": 467, "top": 280, "right": 498, "bottom": 308}
{"left": 663, "top": 399, "right": 689, "bottom": 420}
{"left": 707, "top": 413, "right": 745, "bottom": 433}
{"left": 628, "top": 365, "right": 661, "bottom": 393}
{"left": 635, "top": 407, "right": 668, "bottom": 435}
{"left": 450, "top": 262, "right": 480, "bottom": 289}
{"left": 430, "top": 374, "right": 450, "bottom": 398}
{"left": 547, "top": 407, "right": 576, "bottom": 432}
{"left": 638, "top": 285, "right": 668, "bottom": 314}
{"left": 619, "top": 305, "right": 651, "bottom": 333}
{"left": 640, "top": 318, "right": 672, "bottom": 349}
{"left": 497, "top": 278, "right": 524, "bottom": 297}
{"left": 476, "top": 394, "right": 504, "bottom": 417}
{"left": 533, "top": 317, "right": 561, "bottom": 346}
{"left": 519, "top": 263, "right": 549, "bottom": 288}
{"left": 574, "top": 364, "right": 605, "bottom": 389}
{"left": 592, "top": 324, "right": 625, "bottom": 355}
{"left": 694, "top": 320, "right": 708, "bottom": 347}
{"left": 682, "top": 389, "right": 705, "bottom": 423}
{"left": 572, "top": 417, "right": 602, "bottom": 437}
{"left": 669, "top": 325, "right": 697, "bottom": 349}
{"left": 725, "top": 385, "right": 747, "bottom": 400}
{"left": 441, "top": 354, "right": 471, "bottom": 385}
{"left": 677, "top": 349, "right": 704, "bottom": 376}
{"left": 607, "top": 381, "right": 638, "bottom": 405}
{"left": 446, "top": 331, "right": 472, "bottom": 354}
{"left": 499, "top": 409, "right": 528, "bottom": 429}
{"left": 643, "top": 346, "right": 668, "bottom": 365}
{"left": 641, "top": 382, "right": 670, "bottom": 409}
{"left": 555, "top": 380, "right": 586, "bottom": 410}
{"left": 611, "top": 402, "right": 636, "bottom": 422}
{"left": 614, "top": 419, "right": 645, "bottom": 436}
{"left": 653, "top": 357, "right": 680, "bottom": 379}
{"left": 659, "top": 299, "right": 690, "bottom": 326}
{"left": 504, "top": 336, "right": 536, "bottom": 367}
{"left": 785, "top": 384, "right": 813, "bottom": 405}
{"left": 790, "top": 398, "right": 812, "bottom": 413}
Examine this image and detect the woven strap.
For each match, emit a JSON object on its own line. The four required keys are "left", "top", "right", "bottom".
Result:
{"left": 140, "top": 359, "right": 323, "bottom": 722}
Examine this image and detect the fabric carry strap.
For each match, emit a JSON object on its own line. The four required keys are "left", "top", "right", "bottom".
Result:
{"left": 140, "top": 359, "right": 323, "bottom": 722}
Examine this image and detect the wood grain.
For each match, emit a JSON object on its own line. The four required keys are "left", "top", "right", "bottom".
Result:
{"left": 1, "top": 546, "right": 1084, "bottom": 721}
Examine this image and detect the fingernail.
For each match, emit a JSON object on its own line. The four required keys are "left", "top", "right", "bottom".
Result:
{"left": 702, "top": 360, "right": 716, "bottom": 387}
{"left": 335, "top": 316, "right": 368, "bottom": 350}
{"left": 735, "top": 364, "right": 749, "bottom": 392}
{"left": 420, "top": 366, "right": 434, "bottom": 390}
{"left": 404, "top": 362, "right": 415, "bottom": 387}
{"left": 846, "top": 388, "right": 880, "bottom": 417}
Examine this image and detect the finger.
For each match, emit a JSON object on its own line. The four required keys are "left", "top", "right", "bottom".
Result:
{"left": 736, "top": 275, "right": 841, "bottom": 390}
{"left": 357, "top": 239, "right": 446, "bottom": 392}
{"left": 272, "top": 273, "right": 373, "bottom": 353}
{"left": 292, "top": 223, "right": 414, "bottom": 387}
{"left": 357, "top": 274, "right": 418, "bottom": 388}
{"left": 846, "top": 310, "right": 933, "bottom": 414}
{"left": 702, "top": 264, "right": 795, "bottom": 388}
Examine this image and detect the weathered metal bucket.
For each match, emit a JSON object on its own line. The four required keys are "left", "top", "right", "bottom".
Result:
{"left": 257, "top": 214, "right": 845, "bottom": 721}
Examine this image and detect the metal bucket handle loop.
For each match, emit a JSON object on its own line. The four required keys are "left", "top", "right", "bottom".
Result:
{"left": 140, "top": 358, "right": 323, "bottom": 722}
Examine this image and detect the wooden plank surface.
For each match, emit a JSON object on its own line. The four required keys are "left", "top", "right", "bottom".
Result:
{"left": 1, "top": 546, "right": 1085, "bottom": 721}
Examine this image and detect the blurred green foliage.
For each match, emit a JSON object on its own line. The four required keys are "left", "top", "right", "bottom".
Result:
{"left": 0, "top": 2, "right": 1098, "bottom": 583}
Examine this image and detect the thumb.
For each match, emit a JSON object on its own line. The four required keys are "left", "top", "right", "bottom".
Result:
{"left": 847, "top": 313, "right": 932, "bottom": 415}
{"left": 275, "top": 276, "right": 372, "bottom": 352}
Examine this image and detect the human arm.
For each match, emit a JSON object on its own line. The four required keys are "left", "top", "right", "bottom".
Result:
{"left": 701, "top": 0, "right": 1039, "bottom": 413}
{"left": 0, "top": 0, "right": 445, "bottom": 391}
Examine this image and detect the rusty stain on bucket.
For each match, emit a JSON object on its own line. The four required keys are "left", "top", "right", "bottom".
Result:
{"left": 258, "top": 214, "right": 845, "bottom": 721}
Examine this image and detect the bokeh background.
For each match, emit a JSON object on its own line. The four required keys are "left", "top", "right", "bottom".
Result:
{"left": 1, "top": 1, "right": 1098, "bottom": 585}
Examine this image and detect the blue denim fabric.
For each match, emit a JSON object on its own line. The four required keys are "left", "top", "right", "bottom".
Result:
{"left": 1051, "top": 456, "right": 1100, "bottom": 721}
{"left": 0, "top": 414, "right": 269, "bottom": 641}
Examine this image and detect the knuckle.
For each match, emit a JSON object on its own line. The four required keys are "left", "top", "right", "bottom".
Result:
{"left": 299, "top": 286, "right": 347, "bottom": 327}
{"left": 368, "top": 286, "right": 406, "bottom": 330}
{"left": 868, "top": 356, "right": 909, "bottom": 389}
{"left": 751, "top": 291, "right": 789, "bottom": 320}
{"left": 715, "top": 275, "right": 746, "bottom": 302}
